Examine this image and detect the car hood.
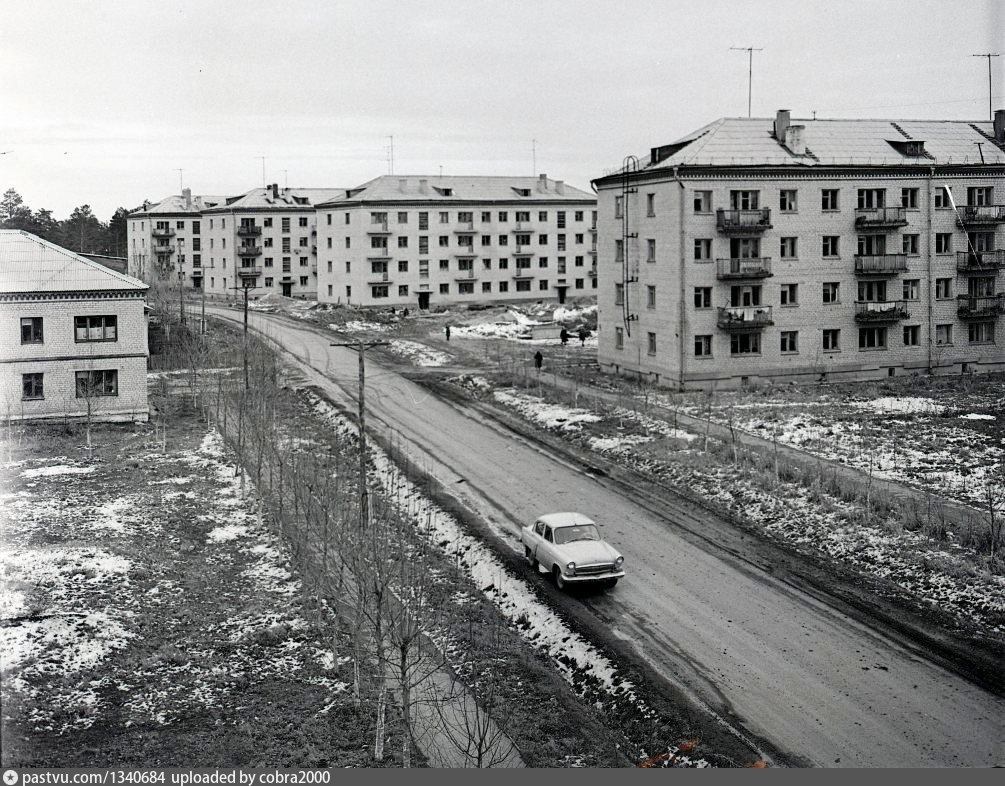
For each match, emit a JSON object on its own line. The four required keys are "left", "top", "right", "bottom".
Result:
{"left": 559, "top": 540, "right": 621, "bottom": 564}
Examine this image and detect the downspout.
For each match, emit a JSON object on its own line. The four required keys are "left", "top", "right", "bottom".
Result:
{"left": 674, "top": 166, "right": 687, "bottom": 390}
{"left": 926, "top": 166, "right": 934, "bottom": 372}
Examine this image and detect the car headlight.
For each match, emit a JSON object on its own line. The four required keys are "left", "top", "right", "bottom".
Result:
{"left": 614, "top": 556, "right": 624, "bottom": 568}
{"left": 566, "top": 561, "right": 576, "bottom": 575}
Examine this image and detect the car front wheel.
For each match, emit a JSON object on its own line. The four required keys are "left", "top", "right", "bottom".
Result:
{"left": 553, "top": 567, "right": 567, "bottom": 590}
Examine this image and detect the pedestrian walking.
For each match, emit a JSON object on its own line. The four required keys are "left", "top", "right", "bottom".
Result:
{"left": 534, "top": 350, "right": 543, "bottom": 370}
{"left": 445, "top": 324, "right": 451, "bottom": 341}
{"left": 578, "top": 327, "right": 588, "bottom": 346}
{"left": 560, "top": 327, "right": 569, "bottom": 346}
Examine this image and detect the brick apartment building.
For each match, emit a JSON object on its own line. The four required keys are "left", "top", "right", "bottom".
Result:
{"left": 1, "top": 230, "right": 149, "bottom": 422}
{"left": 593, "top": 109, "right": 1005, "bottom": 389}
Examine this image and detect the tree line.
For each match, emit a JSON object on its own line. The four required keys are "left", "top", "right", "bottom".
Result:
{"left": 1, "top": 187, "right": 129, "bottom": 257}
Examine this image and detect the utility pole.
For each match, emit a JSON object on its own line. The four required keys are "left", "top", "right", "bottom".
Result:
{"left": 972, "top": 53, "right": 1000, "bottom": 120}
{"left": 230, "top": 282, "right": 260, "bottom": 388}
{"left": 200, "top": 279, "right": 207, "bottom": 335}
{"left": 730, "top": 46, "right": 764, "bottom": 118}
{"left": 178, "top": 270, "right": 186, "bottom": 325}
{"left": 330, "top": 339, "right": 389, "bottom": 529}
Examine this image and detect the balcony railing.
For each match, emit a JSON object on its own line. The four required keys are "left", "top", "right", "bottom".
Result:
{"left": 237, "top": 245, "right": 262, "bottom": 257}
{"left": 512, "top": 269, "right": 535, "bottom": 279}
{"left": 454, "top": 221, "right": 476, "bottom": 232}
{"left": 367, "top": 220, "right": 390, "bottom": 234}
{"left": 454, "top": 246, "right": 477, "bottom": 257}
{"left": 455, "top": 269, "right": 477, "bottom": 280}
{"left": 154, "top": 245, "right": 174, "bottom": 255}
{"left": 957, "top": 249, "right": 1005, "bottom": 272}
{"left": 237, "top": 266, "right": 262, "bottom": 278}
{"left": 957, "top": 294, "right": 1005, "bottom": 319}
{"left": 151, "top": 227, "right": 175, "bottom": 238}
{"left": 715, "top": 257, "right": 772, "bottom": 280}
{"left": 368, "top": 271, "right": 390, "bottom": 283}
{"left": 854, "top": 301, "right": 910, "bottom": 322}
{"left": 190, "top": 269, "right": 204, "bottom": 279}
{"left": 366, "top": 251, "right": 391, "bottom": 261}
{"left": 716, "top": 208, "right": 772, "bottom": 234}
{"left": 511, "top": 221, "right": 533, "bottom": 232}
{"left": 854, "top": 207, "right": 908, "bottom": 229}
{"left": 716, "top": 306, "right": 773, "bottom": 330}
{"left": 854, "top": 254, "right": 908, "bottom": 275}
{"left": 237, "top": 225, "right": 262, "bottom": 237}
{"left": 956, "top": 205, "right": 1005, "bottom": 227}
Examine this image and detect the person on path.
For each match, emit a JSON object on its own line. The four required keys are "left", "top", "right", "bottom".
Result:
{"left": 578, "top": 327, "right": 588, "bottom": 346}
{"left": 445, "top": 324, "right": 451, "bottom": 341}
{"left": 560, "top": 327, "right": 569, "bottom": 346}
{"left": 534, "top": 350, "right": 543, "bottom": 370}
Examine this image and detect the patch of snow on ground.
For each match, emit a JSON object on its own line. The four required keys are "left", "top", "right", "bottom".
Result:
{"left": 494, "top": 389, "right": 601, "bottom": 431}
{"left": 959, "top": 413, "right": 996, "bottom": 421}
{"left": 588, "top": 435, "right": 654, "bottom": 452}
{"left": 553, "top": 304, "right": 597, "bottom": 323}
{"left": 855, "top": 396, "right": 945, "bottom": 415}
{"left": 20, "top": 465, "right": 95, "bottom": 479}
{"left": 207, "top": 524, "right": 249, "bottom": 542}
{"left": 328, "top": 320, "right": 390, "bottom": 333}
{"left": 386, "top": 339, "right": 452, "bottom": 367}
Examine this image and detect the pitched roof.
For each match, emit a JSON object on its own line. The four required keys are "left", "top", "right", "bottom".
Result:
{"left": 131, "top": 194, "right": 233, "bottom": 216}
{"left": 204, "top": 187, "right": 349, "bottom": 212}
{"left": 638, "top": 116, "right": 1005, "bottom": 170}
{"left": 0, "top": 231, "right": 147, "bottom": 294}
{"left": 316, "top": 175, "right": 595, "bottom": 207}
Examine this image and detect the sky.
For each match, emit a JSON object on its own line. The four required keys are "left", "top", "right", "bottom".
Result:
{"left": 1, "top": 0, "right": 1003, "bottom": 220}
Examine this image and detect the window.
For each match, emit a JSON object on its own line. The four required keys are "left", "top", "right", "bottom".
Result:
{"left": 575, "top": 255, "right": 584, "bottom": 267}
{"left": 694, "top": 287, "right": 712, "bottom": 308}
{"left": 857, "top": 235, "right": 886, "bottom": 255}
{"left": 439, "top": 211, "right": 449, "bottom": 224}
{"left": 934, "top": 187, "right": 950, "bottom": 209}
{"left": 265, "top": 277, "right": 273, "bottom": 287}
{"left": 936, "top": 324, "right": 953, "bottom": 345}
{"left": 969, "top": 322, "right": 995, "bottom": 343}
{"left": 557, "top": 234, "right": 566, "bottom": 251}
{"left": 74, "top": 315, "right": 117, "bottom": 342}
{"left": 857, "top": 280, "right": 887, "bottom": 302}
{"left": 729, "top": 284, "right": 762, "bottom": 307}
{"left": 439, "top": 259, "right": 450, "bottom": 270}
{"left": 22, "top": 373, "right": 43, "bottom": 400}
{"left": 730, "top": 333, "right": 761, "bottom": 355}
{"left": 419, "top": 237, "right": 429, "bottom": 254}
{"left": 858, "top": 327, "right": 888, "bottom": 350}
{"left": 538, "top": 234, "right": 548, "bottom": 245}
{"left": 694, "top": 239, "right": 712, "bottom": 261}
{"left": 647, "top": 238, "right": 656, "bottom": 262}
{"left": 646, "top": 193, "right": 655, "bottom": 216}
{"left": 615, "top": 196, "right": 624, "bottom": 218}
{"left": 969, "top": 231, "right": 996, "bottom": 252}
{"left": 780, "top": 331, "right": 798, "bottom": 353}
{"left": 264, "top": 257, "right": 274, "bottom": 268}
{"left": 538, "top": 279, "right": 549, "bottom": 291}
{"left": 498, "top": 258, "right": 508, "bottom": 269}
{"left": 439, "top": 236, "right": 449, "bottom": 248}
{"left": 282, "top": 217, "right": 290, "bottom": 232}
{"left": 371, "top": 236, "right": 388, "bottom": 251}
{"left": 498, "top": 235, "right": 509, "bottom": 246}
{"left": 516, "top": 234, "right": 531, "bottom": 246}
{"left": 346, "top": 285, "right": 352, "bottom": 298}
{"left": 397, "top": 237, "right": 408, "bottom": 249}
{"left": 822, "top": 329, "right": 840, "bottom": 351}
{"left": 482, "top": 281, "right": 492, "bottom": 293}
{"left": 730, "top": 190, "right": 759, "bottom": 210}
{"left": 481, "top": 211, "right": 491, "bottom": 223}
{"left": 345, "top": 237, "right": 351, "bottom": 249}
{"left": 968, "top": 186, "right": 993, "bottom": 206}
{"left": 779, "top": 190, "right": 797, "bottom": 212}
{"left": 418, "top": 212, "right": 429, "bottom": 230}
{"left": 298, "top": 217, "right": 308, "bottom": 228}
{"left": 780, "top": 283, "right": 798, "bottom": 306}
{"left": 299, "top": 237, "right": 309, "bottom": 248}
{"left": 20, "top": 317, "right": 42, "bottom": 344}
{"left": 615, "top": 239, "right": 624, "bottom": 261}
{"left": 419, "top": 260, "right": 429, "bottom": 278}
{"left": 901, "top": 188, "right": 919, "bottom": 209}
{"left": 394, "top": 211, "right": 408, "bottom": 225}
{"left": 822, "top": 236, "right": 840, "bottom": 257}
{"left": 538, "top": 257, "right": 548, "bottom": 268}
{"left": 75, "top": 369, "right": 117, "bottom": 397}
{"left": 935, "top": 278, "right": 952, "bottom": 299}
{"left": 969, "top": 276, "right": 996, "bottom": 297}
{"left": 515, "top": 279, "right": 531, "bottom": 292}
{"left": 646, "top": 285, "right": 656, "bottom": 309}
{"left": 694, "top": 335, "right": 712, "bottom": 357}
{"left": 459, "top": 282, "right": 475, "bottom": 294}
{"left": 556, "top": 257, "right": 566, "bottom": 274}
{"left": 857, "top": 188, "right": 886, "bottom": 209}
{"left": 647, "top": 332, "right": 657, "bottom": 356}
{"left": 371, "top": 285, "right": 389, "bottom": 299}
{"left": 176, "top": 220, "right": 184, "bottom": 230}
{"left": 935, "top": 234, "right": 952, "bottom": 254}
{"left": 498, "top": 281, "right": 509, "bottom": 292}
{"left": 575, "top": 233, "right": 584, "bottom": 244}
{"left": 299, "top": 276, "right": 308, "bottom": 286}
{"left": 902, "top": 234, "right": 919, "bottom": 255}
{"left": 192, "top": 221, "right": 201, "bottom": 234}
{"left": 398, "top": 260, "right": 408, "bottom": 272}
{"left": 693, "top": 191, "right": 712, "bottom": 213}
{"left": 575, "top": 210, "right": 584, "bottom": 222}
{"left": 903, "top": 325, "right": 920, "bottom": 346}
{"left": 345, "top": 261, "right": 351, "bottom": 273}
{"left": 615, "top": 327, "right": 624, "bottom": 349}
{"left": 575, "top": 279, "right": 584, "bottom": 289}
{"left": 498, "top": 211, "right": 508, "bottom": 222}
{"left": 780, "top": 237, "right": 798, "bottom": 259}
{"left": 482, "top": 235, "right": 492, "bottom": 247}
{"left": 614, "top": 283, "right": 624, "bottom": 305}
{"left": 821, "top": 189, "right": 840, "bottom": 211}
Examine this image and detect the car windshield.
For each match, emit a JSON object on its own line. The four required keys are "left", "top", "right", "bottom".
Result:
{"left": 554, "top": 524, "right": 601, "bottom": 545}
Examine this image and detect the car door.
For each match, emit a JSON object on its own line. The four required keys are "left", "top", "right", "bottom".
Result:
{"left": 538, "top": 524, "right": 558, "bottom": 571}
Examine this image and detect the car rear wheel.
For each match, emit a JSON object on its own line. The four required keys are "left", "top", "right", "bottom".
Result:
{"left": 525, "top": 546, "right": 538, "bottom": 570}
{"left": 553, "top": 567, "right": 567, "bottom": 590}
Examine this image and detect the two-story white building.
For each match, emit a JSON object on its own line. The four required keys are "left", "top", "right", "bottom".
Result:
{"left": 1, "top": 230, "right": 150, "bottom": 423}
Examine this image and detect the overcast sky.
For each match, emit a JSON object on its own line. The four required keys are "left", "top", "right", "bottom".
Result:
{"left": 2, "top": 0, "right": 1002, "bottom": 220}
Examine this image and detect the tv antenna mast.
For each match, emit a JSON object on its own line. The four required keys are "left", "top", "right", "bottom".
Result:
{"left": 620, "top": 155, "right": 639, "bottom": 336}
{"left": 730, "top": 46, "right": 764, "bottom": 117}
{"left": 972, "top": 53, "right": 1000, "bottom": 120}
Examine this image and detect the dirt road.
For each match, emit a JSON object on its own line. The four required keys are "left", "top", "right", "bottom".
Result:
{"left": 208, "top": 306, "right": 1004, "bottom": 767}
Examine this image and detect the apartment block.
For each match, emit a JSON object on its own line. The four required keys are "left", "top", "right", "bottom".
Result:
{"left": 1, "top": 230, "right": 149, "bottom": 423}
{"left": 593, "top": 109, "right": 1005, "bottom": 389}
{"left": 314, "top": 175, "right": 597, "bottom": 308}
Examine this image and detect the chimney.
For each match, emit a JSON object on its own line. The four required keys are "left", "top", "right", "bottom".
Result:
{"left": 271, "top": 183, "right": 279, "bottom": 199}
{"left": 995, "top": 109, "right": 1005, "bottom": 144}
{"left": 537, "top": 173, "right": 548, "bottom": 192}
{"left": 784, "top": 125, "right": 806, "bottom": 155}
{"left": 774, "top": 109, "right": 791, "bottom": 141}
{"left": 182, "top": 187, "right": 191, "bottom": 208}
{"left": 555, "top": 180, "right": 565, "bottom": 195}
{"left": 398, "top": 178, "right": 408, "bottom": 193}
{"left": 419, "top": 178, "right": 428, "bottom": 194}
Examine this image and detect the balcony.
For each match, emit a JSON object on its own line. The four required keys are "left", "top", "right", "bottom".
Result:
{"left": 513, "top": 269, "right": 535, "bottom": 279}
{"left": 368, "top": 271, "right": 391, "bottom": 284}
{"left": 455, "top": 269, "right": 477, "bottom": 280}
{"left": 367, "top": 250, "right": 391, "bottom": 261}
{"left": 237, "top": 225, "right": 262, "bottom": 237}
{"left": 237, "top": 266, "right": 262, "bottom": 278}
{"left": 237, "top": 245, "right": 262, "bottom": 258}
{"left": 511, "top": 222, "right": 533, "bottom": 232}
{"left": 311, "top": 245, "right": 317, "bottom": 255}
{"left": 716, "top": 305, "right": 773, "bottom": 331}
{"left": 956, "top": 205, "right": 1005, "bottom": 227}
{"left": 190, "top": 269, "right": 203, "bottom": 280}
{"left": 367, "top": 220, "right": 390, "bottom": 234}
{"left": 715, "top": 257, "right": 772, "bottom": 280}
{"left": 854, "top": 301, "right": 910, "bottom": 322}
{"left": 453, "top": 246, "right": 477, "bottom": 257}
{"left": 957, "top": 249, "right": 1005, "bottom": 272}
{"left": 957, "top": 294, "right": 1005, "bottom": 319}
{"left": 153, "top": 245, "right": 174, "bottom": 255}
{"left": 454, "top": 222, "right": 476, "bottom": 233}
{"left": 151, "top": 227, "right": 175, "bottom": 238}
{"left": 854, "top": 206, "right": 908, "bottom": 229}
{"left": 854, "top": 254, "right": 908, "bottom": 275}
{"left": 716, "top": 208, "right": 772, "bottom": 235}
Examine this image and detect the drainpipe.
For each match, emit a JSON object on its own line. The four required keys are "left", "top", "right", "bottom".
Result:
{"left": 926, "top": 166, "right": 934, "bottom": 372}
{"left": 674, "top": 166, "right": 687, "bottom": 390}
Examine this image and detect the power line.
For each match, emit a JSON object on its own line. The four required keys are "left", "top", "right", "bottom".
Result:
{"left": 972, "top": 53, "right": 1000, "bottom": 120}
{"left": 730, "top": 46, "right": 763, "bottom": 118}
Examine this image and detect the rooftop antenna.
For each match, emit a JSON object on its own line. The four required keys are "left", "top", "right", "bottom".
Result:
{"left": 972, "top": 53, "right": 1000, "bottom": 120}
{"left": 812, "top": 110, "right": 817, "bottom": 120}
{"left": 439, "top": 165, "right": 443, "bottom": 178}
{"left": 730, "top": 46, "right": 764, "bottom": 118}
{"left": 176, "top": 168, "right": 184, "bottom": 192}
{"left": 532, "top": 138, "right": 537, "bottom": 175}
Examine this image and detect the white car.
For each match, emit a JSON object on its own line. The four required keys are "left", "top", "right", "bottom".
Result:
{"left": 521, "top": 512, "right": 625, "bottom": 590}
